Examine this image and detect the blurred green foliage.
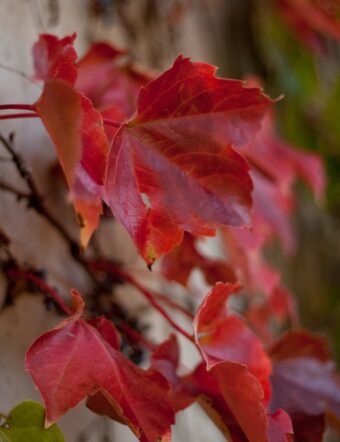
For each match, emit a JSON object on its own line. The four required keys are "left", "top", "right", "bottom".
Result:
{"left": 255, "top": 3, "right": 340, "bottom": 362}
{"left": 258, "top": 4, "right": 340, "bottom": 211}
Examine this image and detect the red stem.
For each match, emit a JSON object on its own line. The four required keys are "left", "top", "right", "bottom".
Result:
{"left": 0, "top": 104, "right": 35, "bottom": 111}
{"left": 153, "top": 293, "right": 194, "bottom": 320}
{"left": 6, "top": 269, "right": 72, "bottom": 316}
{"left": 90, "top": 261, "right": 195, "bottom": 343}
{"left": 0, "top": 113, "right": 40, "bottom": 121}
{"left": 0, "top": 108, "right": 122, "bottom": 132}
{"left": 0, "top": 112, "right": 122, "bottom": 130}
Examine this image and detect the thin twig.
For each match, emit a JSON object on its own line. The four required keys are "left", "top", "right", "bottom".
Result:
{"left": 153, "top": 293, "right": 194, "bottom": 320}
{"left": 90, "top": 261, "right": 195, "bottom": 343}
{"left": 0, "top": 179, "right": 31, "bottom": 200}
{"left": 6, "top": 269, "right": 72, "bottom": 315}
{"left": 0, "top": 133, "right": 95, "bottom": 281}
{"left": 0, "top": 61, "right": 41, "bottom": 89}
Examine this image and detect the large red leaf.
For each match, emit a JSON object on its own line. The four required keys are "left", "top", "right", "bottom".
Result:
{"left": 34, "top": 80, "right": 109, "bottom": 246}
{"left": 32, "top": 33, "right": 78, "bottom": 85}
{"left": 25, "top": 290, "right": 174, "bottom": 442}
{"left": 105, "top": 55, "right": 272, "bottom": 264}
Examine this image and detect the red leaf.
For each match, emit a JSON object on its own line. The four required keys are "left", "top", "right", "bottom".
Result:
{"left": 76, "top": 42, "right": 126, "bottom": 103}
{"left": 77, "top": 42, "right": 152, "bottom": 117}
{"left": 162, "top": 232, "right": 236, "bottom": 286}
{"left": 288, "top": 414, "right": 325, "bottom": 442}
{"left": 25, "top": 290, "right": 174, "bottom": 442}
{"left": 269, "top": 329, "right": 331, "bottom": 361}
{"left": 34, "top": 80, "right": 109, "bottom": 246}
{"left": 105, "top": 56, "right": 272, "bottom": 264}
{"left": 32, "top": 33, "right": 78, "bottom": 84}
{"left": 86, "top": 391, "right": 127, "bottom": 424}
{"left": 191, "top": 362, "right": 269, "bottom": 442}
{"left": 211, "top": 362, "right": 269, "bottom": 442}
{"left": 193, "top": 282, "right": 272, "bottom": 394}
{"left": 192, "top": 283, "right": 277, "bottom": 441}
{"left": 251, "top": 171, "right": 295, "bottom": 253}
{"left": 267, "top": 409, "right": 294, "bottom": 442}
{"left": 243, "top": 110, "right": 326, "bottom": 201}
{"left": 269, "top": 330, "right": 340, "bottom": 436}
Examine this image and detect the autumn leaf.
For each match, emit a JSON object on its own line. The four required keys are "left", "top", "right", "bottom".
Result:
{"left": 269, "top": 331, "right": 340, "bottom": 419}
{"left": 34, "top": 80, "right": 108, "bottom": 246}
{"left": 25, "top": 290, "right": 174, "bottom": 442}
{"left": 191, "top": 282, "right": 279, "bottom": 441}
{"left": 193, "top": 282, "right": 272, "bottom": 402}
{"left": 77, "top": 42, "right": 153, "bottom": 118}
{"left": 190, "top": 361, "right": 269, "bottom": 442}
{"left": 76, "top": 42, "right": 127, "bottom": 104}
{"left": 267, "top": 409, "right": 294, "bottom": 442}
{"left": 32, "top": 33, "right": 78, "bottom": 85}
{"left": 105, "top": 55, "right": 272, "bottom": 264}
{"left": 269, "top": 330, "right": 340, "bottom": 439}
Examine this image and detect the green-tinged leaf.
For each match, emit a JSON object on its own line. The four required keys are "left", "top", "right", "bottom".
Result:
{"left": 0, "top": 401, "right": 64, "bottom": 442}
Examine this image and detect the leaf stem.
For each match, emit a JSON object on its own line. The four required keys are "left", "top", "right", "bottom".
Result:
{"left": 5, "top": 269, "right": 72, "bottom": 315}
{"left": 0, "top": 104, "right": 35, "bottom": 111}
{"left": 153, "top": 293, "right": 194, "bottom": 320}
{"left": 0, "top": 113, "right": 39, "bottom": 121}
{"left": 90, "top": 261, "right": 195, "bottom": 343}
